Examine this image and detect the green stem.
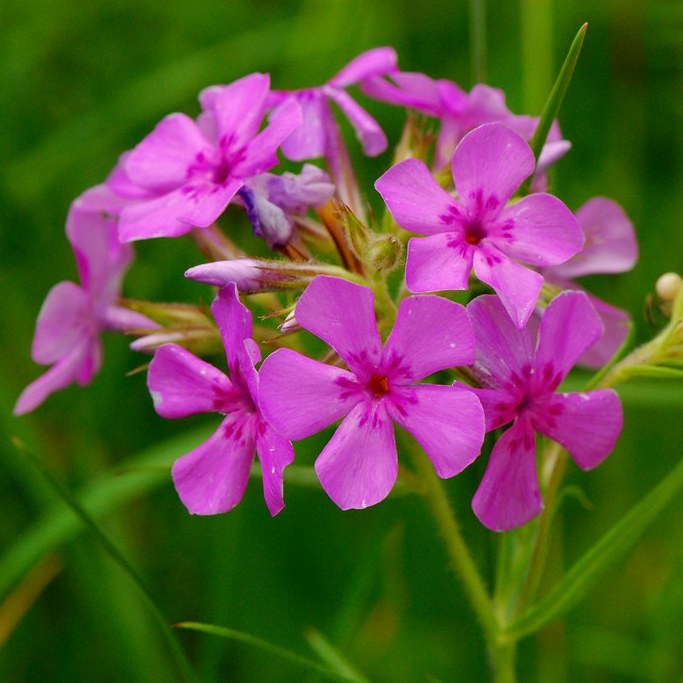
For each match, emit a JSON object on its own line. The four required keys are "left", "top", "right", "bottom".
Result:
{"left": 408, "top": 446, "right": 518, "bottom": 679}
{"left": 469, "top": 0, "right": 487, "bottom": 83}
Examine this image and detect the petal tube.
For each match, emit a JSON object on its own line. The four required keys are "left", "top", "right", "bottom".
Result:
{"left": 549, "top": 197, "right": 638, "bottom": 278}
{"left": 382, "top": 295, "right": 474, "bottom": 382}
{"left": 124, "top": 114, "right": 210, "bottom": 192}
{"left": 211, "top": 284, "right": 254, "bottom": 382}
{"left": 534, "top": 291, "right": 603, "bottom": 386}
{"left": 453, "top": 123, "right": 535, "bottom": 213}
{"left": 259, "top": 348, "right": 360, "bottom": 440}
{"left": 473, "top": 246, "right": 543, "bottom": 329}
{"left": 255, "top": 422, "right": 295, "bottom": 516}
{"left": 147, "top": 344, "right": 238, "bottom": 419}
{"left": 389, "top": 385, "right": 484, "bottom": 478}
{"left": 496, "top": 193, "right": 583, "bottom": 266}
{"left": 405, "top": 234, "right": 473, "bottom": 293}
{"left": 171, "top": 415, "right": 256, "bottom": 515}
{"left": 472, "top": 418, "right": 542, "bottom": 531}
{"left": 375, "top": 158, "right": 463, "bottom": 236}
{"left": 467, "top": 295, "right": 534, "bottom": 388}
{"left": 294, "top": 276, "right": 383, "bottom": 376}
{"left": 315, "top": 400, "right": 397, "bottom": 510}
{"left": 534, "top": 390, "right": 623, "bottom": 470}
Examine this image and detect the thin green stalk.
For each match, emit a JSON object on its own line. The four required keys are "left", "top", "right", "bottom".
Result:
{"left": 406, "top": 442, "right": 517, "bottom": 680}
{"left": 469, "top": 0, "right": 487, "bottom": 83}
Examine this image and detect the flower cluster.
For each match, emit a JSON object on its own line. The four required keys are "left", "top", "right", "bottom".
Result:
{"left": 17, "top": 48, "right": 637, "bottom": 531}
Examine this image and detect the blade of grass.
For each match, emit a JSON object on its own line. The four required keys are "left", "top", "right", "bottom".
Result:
{"left": 176, "top": 622, "right": 367, "bottom": 683}
{"left": 506, "top": 454, "right": 683, "bottom": 639}
{"left": 11, "top": 438, "right": 198, "bottom": 683}
{"left": 304, "top": 627, "right": 371, "bottom": 683}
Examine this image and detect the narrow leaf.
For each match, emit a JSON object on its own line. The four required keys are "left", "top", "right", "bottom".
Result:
{"left": 528, "top": 23, "right": 587, "bottom": 166}
{"left": 304, "top": 627, "right": 371, "bottom": 683}
{"left": 11, "top": 438, "right": 197, "bottom": 683}
{"left": 620, "top": 365, "right": 683, "bottom": 380}
{"left": 176, "top": 622, "right": 365, "bottom": 683}
{"left": 506, "top": 455, "right": 683, "bottom": 639}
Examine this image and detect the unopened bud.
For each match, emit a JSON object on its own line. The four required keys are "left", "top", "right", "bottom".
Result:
{"left": 368, "top": 234, "right": 402, "bottom": 273}
{"left": 130, "top": 326, "right": 222, "bottom": 356}
{"left": 656, "top": 272, "right": 682, "bottom": 302}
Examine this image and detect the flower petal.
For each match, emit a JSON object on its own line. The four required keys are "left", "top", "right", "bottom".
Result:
{"left": 473, "top": 245, "right": 543, "bottom": 328}
{"left": 534, "top": 390, "right": 623, "bottom": 470}
{"left": 466, "top": 385, "right": 517, "bottom": 431}
{"left": 405, "top": 233, "right": 473, "bottom": 292}
{"left": 467, "top": 294, "right": 534, "bottom": 388}
{"left": 549, "top": 197, "right": 638, "bottom": 278}
{"left": 295, "top": 276, "right": 383, "bottom": 375}
{"left": 382, "top": 295, "right": 474, "bottom": 382}
{"left": 315, "top": 400, "right": 397, "bottom": 510}
{"left": 324, "top": 87, "right": 387, "bottom": 156}
{"left": 275, "top": 93, "right": 327, "bottom": 161}
{"left": 237, "top": 99, "right": 303, "bottom": 177}
{"left": 255, "top": 421, "right": 295, "bottom": 516}
{"left": 124, "top": 113, "right": 210, "bottom": 192}
{"left": 375, "top": 158, "right": 462, "bottom": 236}
{"left": 177, "top": 177, "right": 243, "bottom": 229}
{"left": 118, "top": 189, "right": 199, "bottom": 241}
{"left": 472, "top": 418, "right": 542, "bottom": 531}
{"left": 496, "top": 193, "right": 583, "bottom": 266}
{"left": 389, "top": 385, "right": 484, "bottom": 477}
{"left": 328, "top": 47, "right": 398, "bottom": 87}
{"left": 453, "top": 122, "right": 535, "bottom": 212}
{"left": 534, "top": 290, "right": 603, "bottom": 385}
{"left": 171, "top": 416, "right": 256, "bottom": 515}
{"left": 31, "top": 282, "right": 92, "bottom": 365}
{"left": 259, "top": 347, "right": 360, "bottom": 440}
{"left": 147, "top": 344, "right": 238, "bottom": 419}
{"left": 199, "top": 73, "right": 270, "bottom": 149}
{"left": 14, "top": 341, "right": 96, "bottom": 415}
{"left": 578, "top": 296, "right": 631, "bottom": 369}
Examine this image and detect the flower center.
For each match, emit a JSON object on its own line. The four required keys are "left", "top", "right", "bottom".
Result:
{"left": 366, "top": 373, "right": 390, "bottom": 398}
{"left": 464, "top": 220, "right": 487, "bottom": 245}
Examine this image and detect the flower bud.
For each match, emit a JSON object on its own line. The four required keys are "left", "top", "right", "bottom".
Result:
{"left": 656, "top": 272, "right": 682, "bottom": 303}
{"left": 367, "top": 234, "right": 402, "bottom": 273}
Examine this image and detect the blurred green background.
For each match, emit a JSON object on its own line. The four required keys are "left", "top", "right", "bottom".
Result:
{"left": 2, "top": 0, "right": 683, "bottom": 680}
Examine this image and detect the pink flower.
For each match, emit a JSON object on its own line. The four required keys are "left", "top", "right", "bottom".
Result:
{"left": 109, "top": 73, "right": 302, "bottom": 241}
{"left": 15, "top": 188, "right": 153, "bottom": 415}
{"left": 542, "top": 197, "right": 638, "bottom": 368}
{"left": 467, "top": 291, "right": 623, "bottom": 531}
{"left": 258, "top": 276, "right": 485, "bottom": 510}
{"left": 268, "top": 47, "right": 397, "bottom": 160}
{"left": 375, "top": 122, "right": 583, "bottom": 328}
{"left": 147, "top": 285, "right": 294, "bottom": 516}
{"left": 362, "top": 73, "right": 570, "bottom": 172}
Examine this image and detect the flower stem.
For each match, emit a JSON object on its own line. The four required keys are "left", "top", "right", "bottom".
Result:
{"left": 408, "top": 445, "right": 517, "bottom": 680}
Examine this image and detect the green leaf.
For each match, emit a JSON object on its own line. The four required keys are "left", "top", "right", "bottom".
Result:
{"left": 304, "top": 627, "right": 371, "bottom": 683}
{"left": 620, "top": 365, "right": 683, "bottom": 380}
{"left": 526, "top": 23, "right": 587, "bottom": 170}
{"left": 176, "top": 622, "right": 367, "bottom": 683}
{"left": 11, "top": 438, "right": 198, "bottom": 683}
{"left": 506, "top": 455, "right": 683, "bottom": 639}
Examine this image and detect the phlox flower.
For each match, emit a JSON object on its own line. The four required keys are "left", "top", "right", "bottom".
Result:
{"left": 467, "top": 291, "right": 623, "bottom": 531}
{"left": 375, "top": 122, "right": 583, "bottom": 328}
{"left": 361, "top": 73, "right": 569, "bottom": 172}
{"left": 237, "top": 164, "right": 335, "bottom": 247}
{"left": 109, "top": 73, "right": 302, "bottom": 242}
{"left": 541, "top": 197, "right": 638, "bottom": 368}
{"left": 258, "top": 276, "right": 485, "bottom": 510}
{"left": 15, "top": 188, "right": 154, "bottom": 415}
{"left": 147, "top": 284, "right": 294, "bottom": 516}
{"left": 268, "top": 47, "right": 398, "bottom": 161}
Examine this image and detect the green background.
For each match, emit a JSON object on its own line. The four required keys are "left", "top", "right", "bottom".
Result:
{"left": 2, "top": 0, "right": 683, "bottom": 680}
